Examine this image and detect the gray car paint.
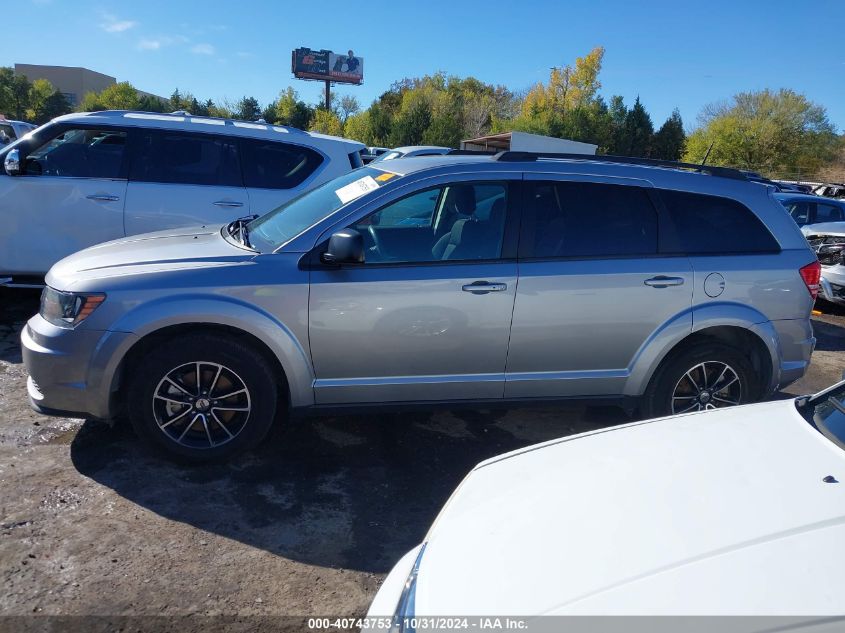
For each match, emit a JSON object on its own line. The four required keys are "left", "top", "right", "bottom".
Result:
{"left": 23, "top": 155, "right": 817, "bottom": 421}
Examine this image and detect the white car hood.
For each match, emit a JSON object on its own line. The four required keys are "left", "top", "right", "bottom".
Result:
{"left": 414, "top": 401, "right": 845, "bottom": 616}
{"left": 802, "top": 222, "right": 845, "bottom": 237}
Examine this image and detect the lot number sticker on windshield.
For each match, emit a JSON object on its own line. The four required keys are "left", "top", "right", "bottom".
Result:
{"left": 335, "top": 176, "right": 380, "bottom": 204}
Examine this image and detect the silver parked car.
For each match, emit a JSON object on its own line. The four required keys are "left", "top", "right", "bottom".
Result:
{"left": 22, "top": 153, "right": 819, "bottom": 461}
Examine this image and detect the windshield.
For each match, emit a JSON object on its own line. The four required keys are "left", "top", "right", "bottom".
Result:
{"left": 371, "top": 150, "right": 403, "bottom": 163}
{"left": 247, "top": 166, "right": 399, "bottom": 251}
{"left": 797, "top": 381, "right": 845, "bottom": 451}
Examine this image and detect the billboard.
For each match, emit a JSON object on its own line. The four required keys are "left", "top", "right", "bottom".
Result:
{"left": 292, "top": 47, "right": 363, "bottom": 85}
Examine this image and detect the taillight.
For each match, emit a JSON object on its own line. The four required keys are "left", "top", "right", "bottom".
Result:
{"left": 799, "top": 260, "right": 821, "bottom": 300}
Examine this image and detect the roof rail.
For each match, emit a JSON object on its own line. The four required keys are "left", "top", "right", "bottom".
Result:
{"left": 446, "top": 149, "right": 496, "bottom": 156}
{"left": 492, "top": 151, "right": 748, "bottom": 181}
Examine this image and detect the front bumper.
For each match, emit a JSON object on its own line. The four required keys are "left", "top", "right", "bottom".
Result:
{"left": 21, "top": 315, "right": 136, "bottom": 420}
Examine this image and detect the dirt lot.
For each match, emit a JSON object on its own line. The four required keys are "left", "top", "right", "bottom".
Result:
{"left": 1, "top": 288, "right": 843, "bottom": 626}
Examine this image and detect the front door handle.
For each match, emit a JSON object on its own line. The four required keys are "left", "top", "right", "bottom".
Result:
{"left": 644, "top": 276, "right": 685, "bottom": 288}
{"left": 213, "top": 200, "right": 244, "bottom": 208}
{"left": 462, "top": 281, "right": 508, "bottom": 294}
{"left": 86, "top": 194, "right": 120, "bottom": 202}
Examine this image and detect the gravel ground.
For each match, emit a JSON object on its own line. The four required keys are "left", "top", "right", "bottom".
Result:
{"left": 1, "top": 287, "right": 843, "bottom": 628}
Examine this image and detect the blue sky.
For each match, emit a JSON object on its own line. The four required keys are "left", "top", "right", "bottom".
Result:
{"left": 8, "top": 0, "right": 845, "bottom": 131}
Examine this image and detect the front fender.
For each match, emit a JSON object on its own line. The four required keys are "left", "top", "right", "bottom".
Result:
{"left": 100, "top": 294, "right": 314, "bottom": 408}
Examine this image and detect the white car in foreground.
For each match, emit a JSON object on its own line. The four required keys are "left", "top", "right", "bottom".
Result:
{"left": 369, "top": 381, "right": 845, "bottom": 623}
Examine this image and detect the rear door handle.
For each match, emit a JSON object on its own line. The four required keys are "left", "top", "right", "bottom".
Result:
{"left": 213, "top": 200, "right": 244, "bottom": 208}
{"left": 462, "top": 281, "right": 508, "bottom": 294}
{"left": 644, "top": 276, "right": 685, "bottom": 288}
{"left": 86, "top": 194, "right": 120, "bottom": 202}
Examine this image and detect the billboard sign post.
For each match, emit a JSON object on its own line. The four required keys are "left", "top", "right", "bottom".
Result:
{"left": 292, "top": 47, "right": 363, "bottom": 110}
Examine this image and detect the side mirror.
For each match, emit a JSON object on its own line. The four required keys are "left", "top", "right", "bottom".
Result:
{"left": 321, "top": 229, "right": 364, "bottom": 264}
{"left": 4, "top": 148, "right": 20, "bottom": 176}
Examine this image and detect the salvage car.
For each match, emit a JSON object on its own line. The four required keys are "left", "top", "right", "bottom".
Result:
{"left": 776, "top": 193, "right": 845, "bottom": 305}
{"left": 23, "top": 152, "right": 818, "bottom": 461}
{"left": 371, "top": 145, "right": 450, "bottom": 162}
{"left": 0, "top": 110, "right": 364, "bottom": 284}
{"left": 368, "top": 379, "right": 845, "bottom": 619}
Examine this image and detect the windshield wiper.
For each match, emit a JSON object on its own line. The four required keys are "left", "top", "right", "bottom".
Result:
{"left": 227, "top": 215, "right": 258, "bottom": 248}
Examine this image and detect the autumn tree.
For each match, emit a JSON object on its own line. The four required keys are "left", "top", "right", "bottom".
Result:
{"left": 683, "top": 89, "right": 839, "bottom": 178}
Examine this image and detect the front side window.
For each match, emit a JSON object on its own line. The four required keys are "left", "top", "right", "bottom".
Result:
{"left": 660, "top": 189, "right": 780, "bottom": 254}
{"left": 349, "top": 182, "right": 508, "bottom": 264}
{"left": 130, "top": 131, "right": 240, "bottom": 187}
{"left": 240, "top": 139, "right": 323, "bottom": 189}
{"left": 781, "top": 199, "right": 811, "bottom": 225}
{"left": 24, "top": 128, "right": 127, "bottom": 178}
{"left": 522, "top": 181, "right": 658, "bottom": 258}
{"left": 816, "top": 203, "right": 844, "bottom": 223}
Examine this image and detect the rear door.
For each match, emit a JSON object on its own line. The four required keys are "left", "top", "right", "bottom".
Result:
{"left": 123, "top": 129, "right": 249, "bottom": 236}
{"left": 239, "top": 137, "right": 325, "bottom": 216}
{"left": 0, "top": 124, "right": 129, "bottom": 276}
{"left": 505, "top": 175, "right": 693, "bottom": 399}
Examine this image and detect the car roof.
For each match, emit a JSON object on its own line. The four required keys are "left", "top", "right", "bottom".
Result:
{"left": 775, "top": 192, "right": 844, "bottom": 205}
{"left": 49, "top": 110, "right": 365, "bottom": 150}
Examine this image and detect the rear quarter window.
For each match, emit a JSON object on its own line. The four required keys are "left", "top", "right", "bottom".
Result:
{"left": 240, "top": 139, "right": 323, "bottom": 189}
{"left": 658, "top": 189, "right": 780, "bottom": 254}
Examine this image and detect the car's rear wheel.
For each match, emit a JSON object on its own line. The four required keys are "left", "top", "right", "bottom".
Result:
{"left": 641, "top": 342, "right": 758, "bottom": 419}
{"left": 127, "top": 334, "right": 278, "bottom": 462}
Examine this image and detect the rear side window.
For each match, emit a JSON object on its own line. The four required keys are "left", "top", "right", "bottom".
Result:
{"left": 131, "top": 131, "right": 241, "bottom": 187}
{"left": 523, "top": 181, "right": 658, "bottom": 258}
{"left": 659, "top": 190, "right": 779, "bottom": 254}
{"left": 240, "top": 139, "right": 323, "bottom": 189}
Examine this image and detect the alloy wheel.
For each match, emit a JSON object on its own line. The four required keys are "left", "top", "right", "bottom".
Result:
{"left": 671, "top": 361, "right": 742, "bottom": 414}
{"left": 151, "top": 361, "right": 252, "bottom": 449}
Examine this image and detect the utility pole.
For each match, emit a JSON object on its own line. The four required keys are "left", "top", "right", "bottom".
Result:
{"left": 324, "top": 80, "right": 331, "bottom": 111}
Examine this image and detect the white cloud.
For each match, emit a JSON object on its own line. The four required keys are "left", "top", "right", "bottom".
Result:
{"left": 138, "top": 39, "right": 162, "bottom": 51}
{"left": 236, "top": 51, "right": 253, "bottom": 59}
{"left": 191, "top": 43, "right": 215, "bottom": 55}
{"left": 100, "top": 13, "right": 138, "bottom": 33}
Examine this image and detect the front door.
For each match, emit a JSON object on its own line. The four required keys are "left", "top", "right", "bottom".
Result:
{"left": 505, "top": 176, "right": 693, "bottom": 398}
{"left": 308, "top": 180, "right": 518, "bottom": 405}
{"left": 0, "top": 126, "right": 129, "bottom": 276}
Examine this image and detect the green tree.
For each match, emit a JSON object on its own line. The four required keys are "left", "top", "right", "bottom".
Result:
{"left": 234, "top": 96, "right": 261, "bottom": 121}
{"left": 310, "top": 108, "right": 343, "bottom": 136}
{"left": 137, "top": 94, "right": 166, "bottom": 112}
{"left": 0, "top": 67, "right": 33, "bottom": 120}
{"left": 683, "top": 88, "right": 839, "bottom": 178}
{"left": 392, "top": 98, "right": 432, "bottom": 146}
{"left": 273, "top": 88, "right": 313, "bottom": 129}
{"left": 27, "top": 79, "right": 70, "bottom": 124}
{"left": 343, "top": 110, "right": 373, "bottom": 144}
{"left": 651, "top": 109, "right": 685, "bottom": 160}
{"left": 624, "top": 97, "right": 654, "bottom": 157}
{"left": 79, "top": 82, "right": 141, "bottom": 111}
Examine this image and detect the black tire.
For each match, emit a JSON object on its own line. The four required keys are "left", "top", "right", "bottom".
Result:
{"left": 640, "top": 342, "right": 758, "bottom": 419}
{"left": 126, "top": 333, "right": 278, "bottom": 462}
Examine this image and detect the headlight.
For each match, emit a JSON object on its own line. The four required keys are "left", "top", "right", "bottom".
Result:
{"left": 40, "top": 287, "right": 105, "bottom": 328}
{"left": 392, "top": 543, "right": 426, "bottom": 632}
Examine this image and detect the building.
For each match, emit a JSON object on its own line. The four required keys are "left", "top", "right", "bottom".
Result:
{"left": 461, "top": 131, "right": 597, "bottom": 155}
{"left": 14, "top": 64, "right": 116, "bottom": 108}
{"left": 13, "top": 64, "right": 165, "bottom": 108}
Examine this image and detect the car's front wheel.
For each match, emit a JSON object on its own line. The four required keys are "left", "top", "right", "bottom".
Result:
{"left": 126, "top": 333, "right": 278, "bottom": 462}
{"left": 641, "top": 342, "right": 758, "bottom": 419}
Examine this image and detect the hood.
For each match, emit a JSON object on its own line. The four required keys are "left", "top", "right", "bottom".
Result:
{"left": 413, "top": 400, "right": 845, "bottom": 616}
{"left": 802, "top": 222, "right": 845, "bottom": 237}
{"left": 47, "top": 225, "right": 256, "bottom": 290}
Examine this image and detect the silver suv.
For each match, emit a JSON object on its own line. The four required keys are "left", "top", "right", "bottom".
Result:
{"left": 22, "top": 152, "right": 820, "bottom": 461}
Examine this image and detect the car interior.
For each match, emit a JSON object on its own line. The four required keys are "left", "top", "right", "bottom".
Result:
{"left": 351, "top": 183, "right": 507, "bottom": 263}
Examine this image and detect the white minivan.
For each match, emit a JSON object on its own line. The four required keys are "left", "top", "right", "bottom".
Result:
{"left": 0, "top": 110, "right": 364, "bottom": 284}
